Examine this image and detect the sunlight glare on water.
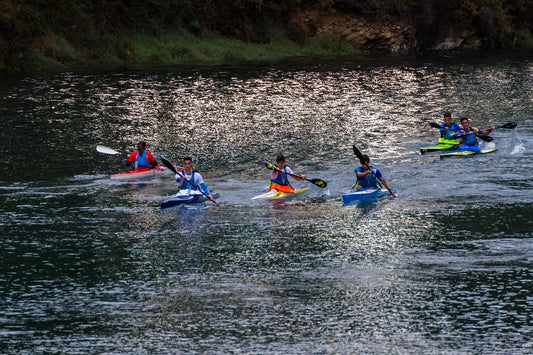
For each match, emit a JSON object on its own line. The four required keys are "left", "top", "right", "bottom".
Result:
{"left": 1, "top": 52, "right": 532, "bottom": 353}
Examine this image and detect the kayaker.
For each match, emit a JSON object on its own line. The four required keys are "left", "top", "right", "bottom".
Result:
{"left": 454, "top": 117, "right": 495, "bottom": 152}
{"left": 175, "top": 157, "right": 215, "bottom": 202}
{"left": 126, "top": 141, "right": 158, "bottom": 169}
{"left": 438, "top": 112, "right": 461, "bottom": 144}
{"left": 269, "top": 154, "right": 306, "bottom": 193}
{"left": 355, "top": 155, "right": 395, "bottom": 196}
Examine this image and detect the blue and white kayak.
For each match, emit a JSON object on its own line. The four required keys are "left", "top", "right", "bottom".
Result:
{"left": 342, "top": 188, "right": 389, "bottom": 205}
{"left": 161, "top": 189, "right": 210, "bottom": 209}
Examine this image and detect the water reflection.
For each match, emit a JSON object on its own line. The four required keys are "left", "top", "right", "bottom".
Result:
{"left": 1, "top": 53, "right": 532, "bottom": 353}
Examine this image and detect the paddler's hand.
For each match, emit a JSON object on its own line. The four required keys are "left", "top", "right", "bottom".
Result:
{"left": 207, "top": 193, "right": 215, "bottom": 202}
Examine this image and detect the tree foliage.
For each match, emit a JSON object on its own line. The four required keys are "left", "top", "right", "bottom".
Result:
{"left": 1, "top": 0, "right": 532, "bottom": 71}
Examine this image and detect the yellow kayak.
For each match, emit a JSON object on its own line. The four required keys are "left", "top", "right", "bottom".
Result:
{"left": 251, "top": 188, "right": 310, "bottom": 199}
{"left": 440, "top": 148, "right": 497, "bottom": 158}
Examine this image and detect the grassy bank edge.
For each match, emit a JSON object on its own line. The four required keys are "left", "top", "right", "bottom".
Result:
{"left": 2, "top": 29, "right": 362, "bottom": 73}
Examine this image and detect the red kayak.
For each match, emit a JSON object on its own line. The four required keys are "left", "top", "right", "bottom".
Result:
{"left": 110, "top": 165, "right": 171, "bottom": 180}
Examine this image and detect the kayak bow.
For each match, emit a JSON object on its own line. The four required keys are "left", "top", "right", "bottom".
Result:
{"left": 161, "top": 189, "right": 215, "bottom": 209}
{"left": 251, "top": 188, "right": 310, "bottom": 200}
{"left": 420, "top": 142, "right": 459, "bottom": 154}
{"left": 440, "top": 148, "right": 498, "bottom": 159}
{"left": 342, "top": 188, "right": 389, "bottom": 205}
{"left": 110, "top": 165, "right": 170, "bottom": 180}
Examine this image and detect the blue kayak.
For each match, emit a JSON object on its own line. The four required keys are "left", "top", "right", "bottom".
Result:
{"left": 342, "top": 188, "right": 389, "bottom": 205}
{"left": 161, "top": 189, "right": 210, "bottom": 209}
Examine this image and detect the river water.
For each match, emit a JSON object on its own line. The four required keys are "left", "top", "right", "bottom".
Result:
{"left": 1, "top": 52, "right": 532, "bottom": 353}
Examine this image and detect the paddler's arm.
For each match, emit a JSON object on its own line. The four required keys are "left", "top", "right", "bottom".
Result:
{"left": 146, "top": 152, "right": 158, "bottom": 168}
{"left": 379, "top": 177, "right": 395, "bottom": 196}
{"left": 480, "top": 125, "right": 496, "bottom": 136}
{"left": 125, "top": 152, "right": 136, "bottom": 167}
{"left": 284, "top": 166, "right": 305, "bottom": 181}
{"left": 356, "top": 166, "right": 373, "bottom": 179}
{"left": 175, "top": 172, "right": 185, "bottom": 186}
{"left": 199, "top": 182, "right": 215, "bottom": 202}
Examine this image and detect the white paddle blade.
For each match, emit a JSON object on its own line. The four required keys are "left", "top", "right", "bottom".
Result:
{"left": 96, "top": 145, "right": 121, "bottom": 155}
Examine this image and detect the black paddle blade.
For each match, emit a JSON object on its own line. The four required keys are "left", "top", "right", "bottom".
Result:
{"left": 428, "top": 121, "right": 441, "bottom": 129}
{"left": 160, "top": 156, "right": 178, "bottom": 174}
{"left": 309, "top": 179, "right": 327, "bottom": 188}
{"left": 477, "top": 135, "right": 493, "bottom": 142}
{"left": 352, "top": 145, "right": 365, "bottom": 165}
{"left": 499, "top": 122, "right": 517, "bottom": 129}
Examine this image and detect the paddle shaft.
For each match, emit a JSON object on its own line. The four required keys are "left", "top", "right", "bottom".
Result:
{"left": 161, "top": 157, "right": 215, "bottom": 203}
{"left": 427, "top": 122, "right": 493, "bottom": 142}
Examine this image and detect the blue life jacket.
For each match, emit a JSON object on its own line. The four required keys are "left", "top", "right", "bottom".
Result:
{"left": 440, "top": 123, "right": 460, "bottom": 140}
{"left": 175, "top": 171, "right": 211, "bottom": 194}
{"left": 355, "top": 166, "right": 381, "bottom": 188}
{"left": 135, "top": 151, "right": 149, "bottom": 167}
{"left": 177, "top": 171, "right": 197, "bottom": 190}
{"left": 270, "top": 167, "right": 291, "bottom": 186}
{"left": 461, "top": 127, "right": 480, "bottom": 146}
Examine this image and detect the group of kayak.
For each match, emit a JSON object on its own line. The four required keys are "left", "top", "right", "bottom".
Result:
{"left": 98, "top": 143, "right": 394, "bottom": 206}
{"left": 98, "top": 116, "right": 516, "bottom": 207}
{"left": 420, "top": 112, "right": 517, "bottom": 157}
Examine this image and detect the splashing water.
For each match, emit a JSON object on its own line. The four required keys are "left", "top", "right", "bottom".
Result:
{"left": 509, "top": 128, "right": 525, "bottom": 154}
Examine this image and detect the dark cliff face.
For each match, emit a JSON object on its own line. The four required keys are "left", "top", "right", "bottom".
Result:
{"left": 226, "top": 0, "right": 533, "bottom": 53}
{"left": 1, "top": 0, "right": 532, "bottom": 71}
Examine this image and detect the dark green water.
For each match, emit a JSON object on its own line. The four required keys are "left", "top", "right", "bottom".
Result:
{"left": 1, "top": 52, "right": 532, "bottom": 353}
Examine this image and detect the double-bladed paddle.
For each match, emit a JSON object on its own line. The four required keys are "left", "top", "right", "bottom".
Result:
{"left": 161, "top": 156, "right": 215, "bottom": 203}
{"left": 97, "top": 144, "right": 164, "bottom": 170}
{"left": 452, "top": 121, "right": 517, "bottom": 140}
{"left": 488, "top": 121, "right": 518, "bottom": 130}
{"left": 264, "top": 162, "right": 327, "bottom": 188}
{"left": 427, "top": 121, "right": 493, "bottom": 142}
{"left": 352, "top": 144, "right": 395, "bottom": 195}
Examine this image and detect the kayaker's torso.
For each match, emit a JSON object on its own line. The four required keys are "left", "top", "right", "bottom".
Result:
{"left": 270, "top": 166, "right": 294, "bottom": 186}
{"left": 355, "top": 165, "right": 382, "bottom": 188}
{"left": 440, "top": 122, "right": 461, "bottom": 140}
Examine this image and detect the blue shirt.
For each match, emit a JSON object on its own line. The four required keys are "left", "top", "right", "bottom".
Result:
{"left": 440, "top": 123, "right": 461, "bottom": 140}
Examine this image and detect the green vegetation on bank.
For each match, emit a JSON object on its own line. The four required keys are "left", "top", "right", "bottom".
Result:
{"left": 1, "top": 0, "right": 532, "bottom": 72}
{"left": 132, "top": 29, "right": 361, "bottom": 66}
{"left": 14, "top": 29, "right": 361, "bottom": 72}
